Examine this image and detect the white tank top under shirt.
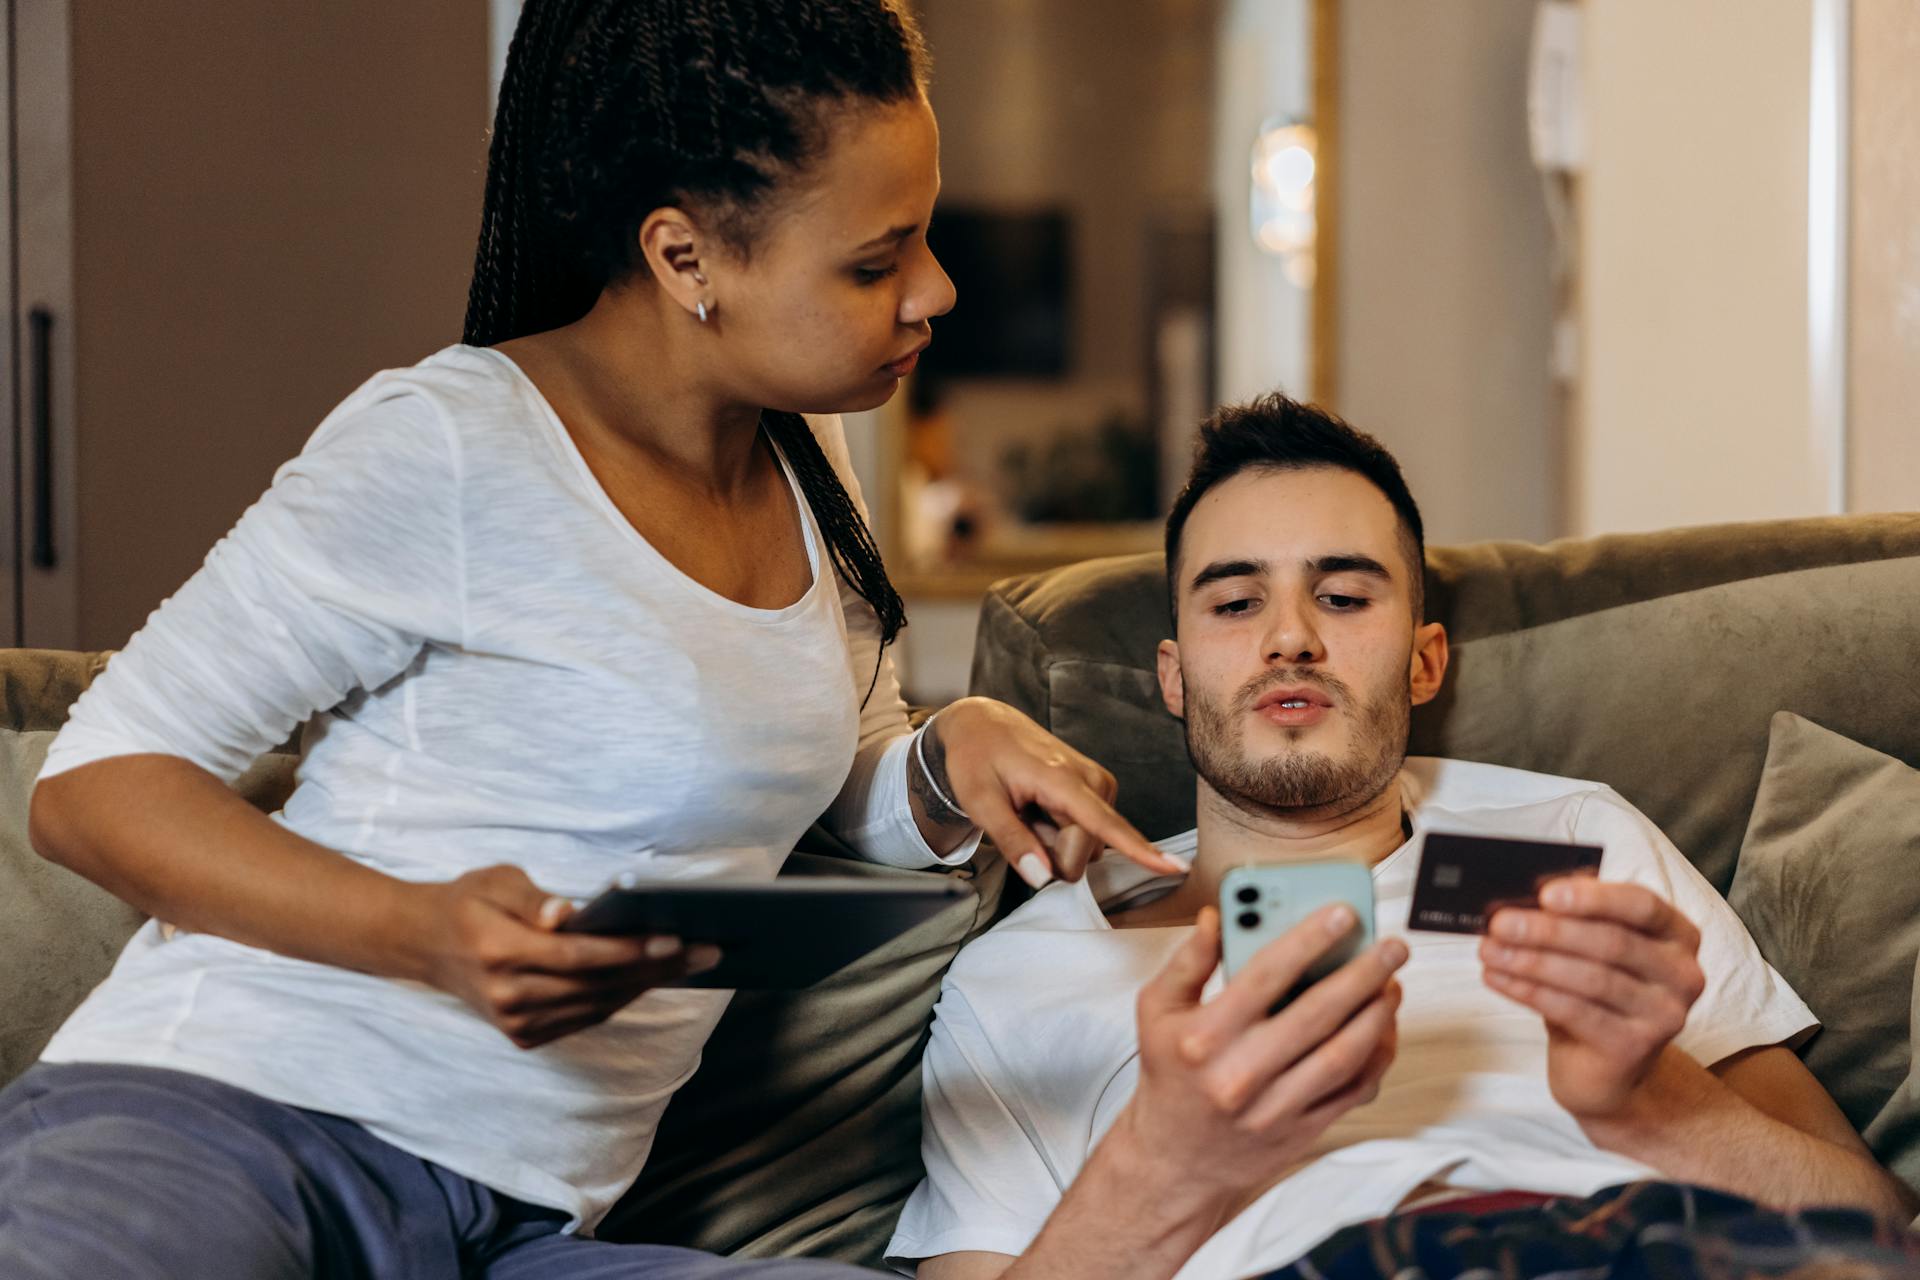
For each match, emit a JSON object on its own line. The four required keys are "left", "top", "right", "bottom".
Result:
{"left": 38, "top": 345, "right": 976, "bottom": 1230}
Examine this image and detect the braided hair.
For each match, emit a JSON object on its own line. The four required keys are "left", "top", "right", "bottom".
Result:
{"left": 464, "top": 0, "right": 921, "bottom": 683}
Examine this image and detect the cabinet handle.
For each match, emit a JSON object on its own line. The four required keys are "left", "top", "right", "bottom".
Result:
{"left": 29, "top": 307, "right": 54, "bottom": 569}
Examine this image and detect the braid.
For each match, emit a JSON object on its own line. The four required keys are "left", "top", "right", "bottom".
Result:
{"left": 465, "top": 0, "right": 928, "bottom": 687}
{"left": 765, "top": 411, "right": 908, "bottom": 656}
{"left": 464, "top": 0, "right": 595, "bottom": 344}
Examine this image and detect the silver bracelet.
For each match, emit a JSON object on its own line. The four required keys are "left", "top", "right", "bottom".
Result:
{"left": 913, "top": 713, "right": 972, "bottom": 824}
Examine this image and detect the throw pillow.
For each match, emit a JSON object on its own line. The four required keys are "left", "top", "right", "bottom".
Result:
{"left": 604, "top": 840, "right": 1006, "bottom": 1266}
{"left": 1726, "top": 711, "right": 1920, "bottom": 1191}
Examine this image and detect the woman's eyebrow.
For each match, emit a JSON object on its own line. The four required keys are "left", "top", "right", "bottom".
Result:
{"left": 852, "top": 224, "right": 918, "bottom": 252}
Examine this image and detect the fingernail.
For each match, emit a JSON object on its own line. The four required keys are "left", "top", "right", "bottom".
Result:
{"left": 1325, "top": 905, "right": 1356, "bottom": 935}
{"left": 1016, "top": 853, "right": 1054, "bottom": 890}
{"left": 1383, "top": 939, "right": 1409, "bottom": 967}
{"left": 644, "top": 935, "right": 682, "bottom": 960}
{"left": 538, "top": 897, "right": 569, "bottom": 927}
{"left": 687, "top": 945, "right": 722, "bottom": 973}
{"left": 1543, "top": 882, "right": 1573, "bottom": 910}
{"left": 1486, "top": 943, "right": 1513, "bottom": 964}
{"left": 1493, "top": 914, "right": 1524, "bottom": 941}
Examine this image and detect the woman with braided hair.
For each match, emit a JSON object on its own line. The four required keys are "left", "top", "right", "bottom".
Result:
{"left": 1, "top": 2, "right": 1181, "bottom": 1276}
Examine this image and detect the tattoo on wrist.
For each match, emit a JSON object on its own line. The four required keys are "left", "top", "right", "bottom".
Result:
{"left": 911, "top": 717, "right": 972, "bottom": 829}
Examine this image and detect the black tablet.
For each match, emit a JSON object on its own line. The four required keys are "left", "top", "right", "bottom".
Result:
{"left": 557, "top": 875, "right": 973, "bottom": 989}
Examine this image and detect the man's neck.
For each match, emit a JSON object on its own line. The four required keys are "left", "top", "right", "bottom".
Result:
{"left": 1119, "top": 777, "right": 1410, "bottom": 926}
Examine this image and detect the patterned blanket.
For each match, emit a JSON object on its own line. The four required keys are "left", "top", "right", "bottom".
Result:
{"left": 1259, "top": 1182, "right": 1920, "bottom": 1280}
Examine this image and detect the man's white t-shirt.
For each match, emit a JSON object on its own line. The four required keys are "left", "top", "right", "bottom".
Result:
{"left": 888, "top": 758, "right": 1814, "bottom": 1279}
{"left": 37, "top": 346, "right": 976, "bottom": 1231}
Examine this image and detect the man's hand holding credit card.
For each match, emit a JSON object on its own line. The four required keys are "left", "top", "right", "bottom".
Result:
{"left": 1410, "top": 830, "right": 1711, "bottom": 1123}
{"left": 1408, "top": 832, "right": 1603, "bottom": 934}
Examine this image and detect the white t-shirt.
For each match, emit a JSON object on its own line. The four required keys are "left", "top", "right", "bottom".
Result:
{"left": 38, "top": 345, "right": 976, "bottom": 1231}
{"left": 889, "top": 758, "right": 1814, "bottom": 1279}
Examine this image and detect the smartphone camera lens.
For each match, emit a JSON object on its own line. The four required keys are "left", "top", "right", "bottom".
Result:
{"left": 1236, "top": 910, "right": 1262, "bottom": 930}
{"left": 1235, "top": 886, "right": 1260, "bottom": 905}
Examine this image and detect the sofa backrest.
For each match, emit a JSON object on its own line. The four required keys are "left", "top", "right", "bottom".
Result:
{"left": 970, "top": 513, "right": 1920, "bottom": 892}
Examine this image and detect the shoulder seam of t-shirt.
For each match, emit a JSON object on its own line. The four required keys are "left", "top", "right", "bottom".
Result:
{"left": 391, "top": 383, "right": 471, "bottom": 652}
{"left": 305, "top": 377, "right": 472, "bottom": 652}
{"left": 1570, "top": 786, "right": 1593, "bottom": 841}
{"left": 1572, "top": 784, "right": 1686, "bottom": 897}
{"left": 389, "top": 381, "right": 475, "bottom": 652}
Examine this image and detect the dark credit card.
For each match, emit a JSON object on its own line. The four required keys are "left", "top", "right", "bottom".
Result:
{"left": 1408, "top": 832, "right": 1603, "bottom": 934}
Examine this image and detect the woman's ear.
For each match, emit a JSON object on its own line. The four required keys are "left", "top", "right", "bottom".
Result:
{"left": 638, "top": 206, "right": 715, "bottom": 321}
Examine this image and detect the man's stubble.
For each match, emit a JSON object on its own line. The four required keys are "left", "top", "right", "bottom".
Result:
{"left": 1182, "top": 663, "right": 1410, "bottom": 820}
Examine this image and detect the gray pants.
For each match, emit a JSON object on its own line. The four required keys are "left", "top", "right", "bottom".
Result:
{"left": 0, "top": 1063, "right": 879, "bottom": 1279}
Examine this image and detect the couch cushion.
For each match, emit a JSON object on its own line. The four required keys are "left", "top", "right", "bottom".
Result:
{"left": 1, "top": 650, "right": 111, "bottom": 734}
{"left": 0, "top": 730, "right": 299, "bottom": 1090}
{"left": 0, "top": 730, "right": 146, "bottom": 1086}
{"left": 1421, "top": 513, "right": 1920, "bottom": 644}
{"left": 1726, "top": 714, "right": 1920, "bottom": 1153}
{"left": 1866, "top": 953, "right": 1920, "bottom": 1203}
{"left": 1419, "top": 556, "right": 1920, "bottom": 892}
{"left": 971, "top": 521, "right": 1920, "bottom": 894}
{"left": 604, "top": 846, "right": 1007, "bottom": 1266}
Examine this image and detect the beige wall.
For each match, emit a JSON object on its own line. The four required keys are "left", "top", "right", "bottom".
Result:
{"left": 1334, "top": 0, "right": 1557, "bottom": 545}
{"left": 1847, "top": 0, "right": 1920, "bottom": 513}
{"left": 1574, "top": 0, "right": 1821, "bottom": 536}
{"left": 70, "top": 2, "right": 487, "bottom": 648}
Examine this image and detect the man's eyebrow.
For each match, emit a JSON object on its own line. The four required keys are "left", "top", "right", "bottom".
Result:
{"left": 1311, "top": 553, "right": 1394, "bottom": 581}
{"left": 852, "top": 224, "right": 918, "bottom": 252}
{"left": 1188, "top": 558, "right": 1268, "bottom": 594}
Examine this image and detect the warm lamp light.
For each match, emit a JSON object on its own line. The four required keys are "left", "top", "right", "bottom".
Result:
{"left": 1250, "top": 117, "right": 1316, "bottom": 286}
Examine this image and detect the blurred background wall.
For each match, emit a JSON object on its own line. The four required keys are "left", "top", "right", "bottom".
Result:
{"left": 1848, "top": 0, "right": 1920, "bottom": 515}
{"left": 10, "top": 1, "right": 486, "bottom": 650}
{"left": 6, "top": 0, "right": 1914, "bottom": 699}
{"left": 1334, "top": 0, "right": 1556, "bottom": 546}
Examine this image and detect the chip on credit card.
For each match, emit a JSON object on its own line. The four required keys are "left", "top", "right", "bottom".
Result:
{"left": 1408, "top": 832, "right": 1603, "bottom": 934}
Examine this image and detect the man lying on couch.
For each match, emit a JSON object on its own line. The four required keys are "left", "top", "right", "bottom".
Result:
{"left": 887, "top": 395, "right": 1918, "bottom": 1280}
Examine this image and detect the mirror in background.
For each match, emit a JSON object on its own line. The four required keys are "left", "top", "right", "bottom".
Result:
{"left": 887, "top": 0, "right": 1332, "bottom": 594}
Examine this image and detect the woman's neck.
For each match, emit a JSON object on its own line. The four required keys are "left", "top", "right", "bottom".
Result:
{"left": 500, "top": 288, "right": 767, "bottom": 499}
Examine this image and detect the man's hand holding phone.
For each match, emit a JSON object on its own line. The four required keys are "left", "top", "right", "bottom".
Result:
{"left": 1109, "top": 903, "right": 1406, "bottom": 1215}
{"left": 411, "top": 864, "right": 719, "bottom": 1050}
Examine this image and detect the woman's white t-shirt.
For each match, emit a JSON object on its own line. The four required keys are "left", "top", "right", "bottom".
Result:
{"left": 888, "top": 758, "right": 1815, "bottom": 1278}
{"left": 37, "top": 344, "right": 973, "bottom": 1230}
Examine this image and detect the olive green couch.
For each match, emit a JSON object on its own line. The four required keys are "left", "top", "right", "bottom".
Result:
{"left": 3, "top": 512, "right": 1918, "bottom": 1264}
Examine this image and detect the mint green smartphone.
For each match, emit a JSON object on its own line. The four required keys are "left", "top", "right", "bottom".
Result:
{"left": 1219, "top": 862, "right": 1375, "bottom": 1000}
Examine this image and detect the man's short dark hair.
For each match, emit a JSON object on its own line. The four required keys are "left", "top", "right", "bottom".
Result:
{"left": 1164, "top": 393, "right": 1426, "bottom": 627}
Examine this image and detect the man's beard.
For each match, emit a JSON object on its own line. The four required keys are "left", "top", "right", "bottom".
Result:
{"left": 1182, "top": 665, "right": 1410, "bottom": 816}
